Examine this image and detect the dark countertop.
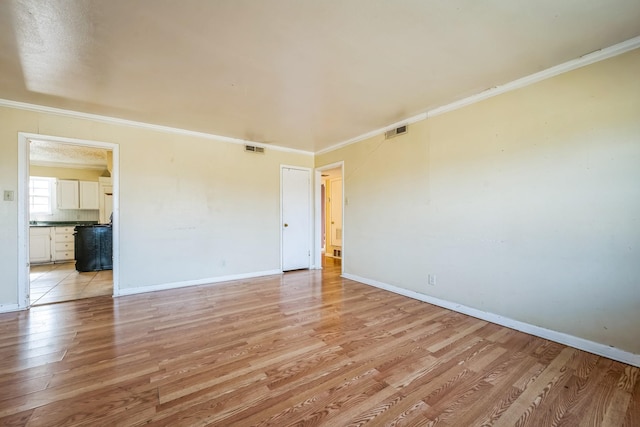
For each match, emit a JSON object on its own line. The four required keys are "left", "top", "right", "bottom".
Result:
{"left": 29, "top": 221, "right": 99, "bottom": 227}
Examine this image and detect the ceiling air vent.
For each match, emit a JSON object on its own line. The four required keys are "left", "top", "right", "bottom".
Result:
{"left": 385, "top": 124, "right": 408, "bottom": 140}
{"left": 245, "top": 144, "right": 265, "bottom": 154}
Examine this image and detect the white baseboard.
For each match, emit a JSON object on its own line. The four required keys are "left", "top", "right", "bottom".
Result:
{"left": 0, "top": 303, "right": 22, "bottom": 313}
{"left": 342, "top": 273, "right": 640, "bottom": 368}
{"left": 115, "top": 269, "right": 282, "bottom": 297}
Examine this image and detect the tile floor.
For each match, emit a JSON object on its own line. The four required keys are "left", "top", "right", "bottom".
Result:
{"left": 30, "top": 262, "right": 113, "bottom": 305}
{"left": 30, "top": 259, "right": 335, "bottom": 306}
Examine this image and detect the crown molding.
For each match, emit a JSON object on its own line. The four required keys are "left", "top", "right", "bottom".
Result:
{"left": 319, "top": 35, "right": 640, "bottom": 156}
{"left": 30, "top": 160, "right": 107, "bottom": 170}
{"left": 0, "top": 99, "right": 314, "bottom": 156}
{"left": 2, "top": 36, "right": 638, "bottom": 157}
{"left": 315, "top": 112, "right": 427, "bottom": 156}
{"left": 427, "top": 35, "right": 640, "bottom": 119}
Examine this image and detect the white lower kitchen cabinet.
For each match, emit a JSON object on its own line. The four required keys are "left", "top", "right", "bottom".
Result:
{"left": 29, "top": 227, "right": 53, "bottom": 264}
{"left": 30, "top": 226, "right": 76, "bottom": 264}
{"left": 54, "top": 226, "right": 75, "bottom": 262}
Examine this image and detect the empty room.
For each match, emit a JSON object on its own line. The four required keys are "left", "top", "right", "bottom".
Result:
{"left": 0, "top": 1, "right": 638, "bottom": 425}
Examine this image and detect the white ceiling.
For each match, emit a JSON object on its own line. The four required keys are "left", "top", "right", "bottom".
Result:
{"left": 1, "top": 1, "right": 639, "bottom": 153}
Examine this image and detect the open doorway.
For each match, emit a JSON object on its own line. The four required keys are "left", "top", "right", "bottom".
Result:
{"left": 315, "top": 162, "right": 344, "bottom": 273}
{"left": 18, "top": 133, "right": 119, "bottom": 308}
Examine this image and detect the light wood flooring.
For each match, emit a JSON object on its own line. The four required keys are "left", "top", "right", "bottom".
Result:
{"left": 1, "top": 259, "right": 637, "bottom": 426}
{"left": 29, "top": 263, "right": 112, "bottom": 306}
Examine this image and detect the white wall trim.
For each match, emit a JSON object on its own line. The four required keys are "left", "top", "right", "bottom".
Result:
{"left": 318, "top": 35, "right": 640, "bottom": 156}
{"left": 17, "top": 134, "right": 29, "bottom": 309}
{"left": 315, "top": 113, "right": 427, "bottom": 156}
{"left": 17, "top": 132, "right": 121, "bottom": 308}
{"left": 4, "top": 37, "right": 638, "bottom": 159}
{"left": 0, "top": 304, "right": 22, "bottom": 313}
{"left": 314, "top": 162, "right": 345, "bottom": 273}
{"left": 115, "top": 269, "right": 282, "bottom": 297}
{"left": 30, "top": 160, "right": 107, "bottom": 170}
{"left": 427, "top": 35, "right": 640, "bottom": 119}
{"left": 314, "top": 170, "right": 323, "bottom": 271}
{"left": 343, "top": 273, "right": 640, "bottom": 368}
{"left": 0, "top": 98, "right": 313, "bottom": 157}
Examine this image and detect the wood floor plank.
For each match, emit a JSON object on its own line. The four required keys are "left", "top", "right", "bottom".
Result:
{"left": 453, "top": 356, "right": 535, "bottom": 425}
{"left": 571, "top": 360, "right": 626, "bottom": 426}
{"left": 0, "top": 259, "right": 637, "bottom": 426}
{"left": 624, "top": 372, "right": 640, "bottom": 426}
{"left": 25, "top": 379, "right": 158, "bottom": 427}
{"left": 0, "top": 409, "right": 34, "bottom": 427}
{"left": 602, "top": 385, "right": 632, "bottom": 427}
{"left": 216, "top": 364, "right": 378, "bottom": 425}
{"left": 488, "top": 346, "right": 577, "bottom": 425}
{"left": 0, "top": 375, "right": 51, "bottom": 402}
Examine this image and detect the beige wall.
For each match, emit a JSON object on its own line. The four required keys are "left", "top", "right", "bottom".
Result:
{"left": 316, "top": 49, "right": 640, "bottom": 354}
{"left": 1, "top": 47, "right": 638, "bottom": 356}
{"left": 0, "top": 107, "right": 312, "bottom": 305}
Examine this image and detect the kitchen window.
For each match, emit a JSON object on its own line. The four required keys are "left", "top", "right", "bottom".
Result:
{"left": 29, "top": 176, "right": 55, "bottom": 215}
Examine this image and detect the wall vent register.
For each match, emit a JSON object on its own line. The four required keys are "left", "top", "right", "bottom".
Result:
{"left": 245, "top": 145, "right": 265, "bottom": 153}
{"left": 385, "top": 125, "right": 408, "bottom": 139}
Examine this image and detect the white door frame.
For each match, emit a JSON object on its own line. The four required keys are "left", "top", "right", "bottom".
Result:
{"left": 314, "top": 161, "right": 344, "bottom": 274}
{"left": 17, "top": 132, "right": 120, "bottom": 308}
{"left": 280, "top": 165, "right": 313, "bottom": 271}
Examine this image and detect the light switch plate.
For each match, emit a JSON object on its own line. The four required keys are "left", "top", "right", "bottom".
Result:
{"left": 3, "top": 190, "right": 14, "bottom": 201}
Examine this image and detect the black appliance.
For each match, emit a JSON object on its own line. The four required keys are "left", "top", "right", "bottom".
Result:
{"left": 74, "top": 225, "right": 113, "bottom": 272}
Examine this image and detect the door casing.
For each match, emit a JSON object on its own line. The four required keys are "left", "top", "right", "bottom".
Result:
{"left": 314, "top": 162, "right": 344, "bottom": 273}
{"left": 280, "top": 165, "right": 313, "bottom": 271}
{"left": 17, "top": 132, "right": 120, "bottom": 309}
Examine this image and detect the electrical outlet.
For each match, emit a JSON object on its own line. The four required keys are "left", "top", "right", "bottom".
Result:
{"left": 428, "top": 274, "right": 436, "bottom": 286}
{"left": 3, "top": 190, "right": 14, "bottom": 201}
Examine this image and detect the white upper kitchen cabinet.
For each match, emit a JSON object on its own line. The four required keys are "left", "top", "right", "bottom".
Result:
{"left": 79, "top": 181, "right": 100, "bottom": 209}
{"left": 57, "top": 180, "right": 79, "bottom": 209}
{"left": 57, "top": 180, "right": 99, "bottom": 210}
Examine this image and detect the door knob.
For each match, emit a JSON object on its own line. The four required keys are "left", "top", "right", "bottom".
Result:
{"left": 284, "top": 223, "right": 289, "bottom": 227}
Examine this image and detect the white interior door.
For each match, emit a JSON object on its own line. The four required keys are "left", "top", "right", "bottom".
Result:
{"left": 330, "top": 178, "right": 342, "bottom": 247}
{"left": 282, "top": 167, "right": 310, "bottom": 271}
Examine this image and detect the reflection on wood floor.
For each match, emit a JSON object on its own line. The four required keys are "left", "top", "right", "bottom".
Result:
{"left": 1, "top": 260, "right": 637, "bottom": 425}
{"left": 30, "top": 262, "right": 112, "bottom": 305}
